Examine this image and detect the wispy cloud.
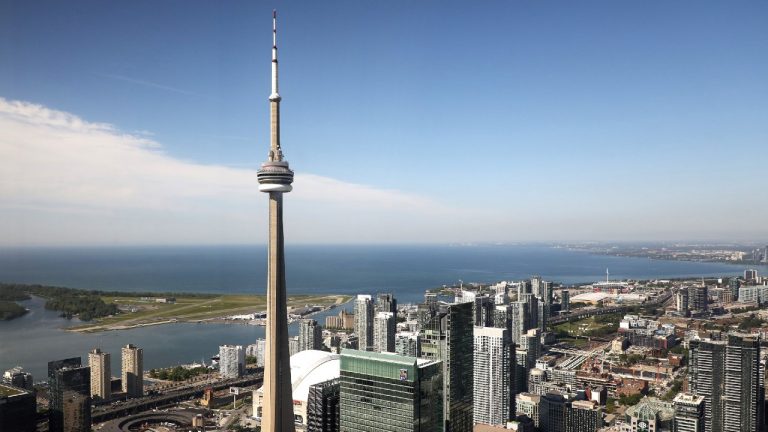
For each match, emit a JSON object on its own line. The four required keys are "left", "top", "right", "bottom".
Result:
{"left": 0, "top": 98, "right": 462, "bottom": 246}
{"left": 96, "top": 73, "right": 198, "bottom": 96}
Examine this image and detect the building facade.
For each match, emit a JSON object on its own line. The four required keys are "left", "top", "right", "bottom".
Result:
{"left": 121, "top": 344, "right": 143, "bottom": 398}
{"left": 299, "top": 319, "right": 323, "bottom": 352}
{"left": 473, "top": 326, "right": 514, "bottom": 426}
{"left": 48, "top": 358, "right": 90, "bottom": 432}
{"left": 88, "top": 348, "right": 111, "bottom": 401}
{"left": 354, "top": 295, "right": 374, "bottom": 351}
{"left": 306, "top": 378, "right": 340, "bottom": 432}
{"left": 219, "top": 345, "right": 245, "bottom": 378}
{"left": 339, "top": 350, "right": 443, "bottom": 432}
{"left": 674, "top": 393, "right": 705, "bottom": 432}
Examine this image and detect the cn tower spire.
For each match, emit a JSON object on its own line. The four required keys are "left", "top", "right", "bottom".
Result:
{"left": 269, "top": 10, "right": 283, "bottom": 162}
{"left": 257, "top": 10, "right": 295, "bottom": 432}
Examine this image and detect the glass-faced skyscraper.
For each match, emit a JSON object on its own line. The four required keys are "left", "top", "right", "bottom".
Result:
{"left": 339, "top": 350, "right": 443, "bottom": 432}
{"left": 48, "top": 358, "right": 91, "bottom": 432}
{"left": 419, "top": 301, "right": 474, "bottom": 432}
{"left": 256, "top": 11, "right": 296, "bottom": 432}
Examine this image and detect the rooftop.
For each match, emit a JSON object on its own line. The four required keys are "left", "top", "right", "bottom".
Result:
{"left": 0, "top": 384, "right": 25, "bottom": 397}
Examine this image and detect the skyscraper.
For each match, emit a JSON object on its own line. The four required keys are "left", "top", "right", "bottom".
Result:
{"left": 219, "top": 345, "right": 245, "bottom": 378}
{"left": 48, "top": 357, "right": 90, "bottom": 432}
{"left": 354, "top": 295, "right": 374, "bottom": 351}
{"left": 121, "top": 344, "right": 143, "bottom": 398}
{"left": 473, "top": 326, "right": 514, "bottom": 426}
{"left": 561, "top": 290, "right": 570, "bottom": 312}
{"left": 419, "top": 301, "right": 474, "bottom": 432}
{"left": 306, "top": 378, "right": 340, "bottom": 432}
{"left": 689, "top": 335, "right": 762, "bottom": 432}
{"left": 373, "top": 311, "right": 395, "bottom": 353}
{"left": 299, "top": 319, "right": 323, "bottom": 352}
{"left": 565, "top": 400, "right": 602, "bottom": 432}
{"left": 395, "top": 332, "right": 421, "bottom": 357}
{"left": 256, "top": 11, "right": 295, "bottom": 432}
{"left": 339, "top": 350, "right": 443, "bottom": 432}
{"left": 88, "top": 348, "right": 111, "bottom": 401}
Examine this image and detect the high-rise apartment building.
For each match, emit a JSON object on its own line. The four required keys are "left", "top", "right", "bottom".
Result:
{"left": 723, "top": 335, "right": 761, "bottom": 432}
{"left": 395, "top": 332, "right": 420, "bottom": 357}
{"left": 376, "top": 293, "right": 397, "bottom": 320}
{"left": 515, "top": 329, "right": 541, "bottom": 393}
{"left": 419, "top": 301, "right": 474, "bottom": 432}
{"left": 515, "top": 393, "right": 541, "bottom": 429}
{"left": 565, "top": 400, "right": 602, "bottom": 432}
{"left": 689, "top": 334, "right": 762, "bottom": 432}
{"left": 354, "top": 295, "right": 374, "bottom": 351}
{"left": 473, "top": 295, "right": 495, "bottom": 327}
{"left": 219, "top": 345, "right": 245, "bottom": 378}
{"left": 674, "top": 393, "right": 705, "bottom": 432}
{"left": 688, "top": 286, "right": 708, "bottom": 312}
{"left": 473, "top": 326, "right": 514, "bottom": 426}
{"left": 677, "top": 288, "right": 690, "bottom": 315}
{"left": 299, "top": 319, "right": 323, "bottom": 352}
{"left": 339, "top": 350, "right": 443, "bottom": 432}
{"left": 88, "top": 348, "right": 111, "bottom": 401}
{"left": 121, "top": 344, "right": 143, "bottom": 398}
{"left": 373, "top": 311, "right": 395, "bottom": 353}
{"left": 561, "top": 290, "right": 569, "bottom": 312}
{"left": 744, "top": 269, "right": 758, "bottom": 282}
{"left": 48, "top": 358, "right": 90, "bottom": 432}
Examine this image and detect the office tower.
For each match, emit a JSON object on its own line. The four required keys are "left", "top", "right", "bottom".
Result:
{"left": 690, "top": 335, "right": 762, "bottom": 432}
{"left": 516, "top": 393, "right": 541, "bottom": 429}
{"left": 373, "top": 312, "right": 395, "bottom": 353}
{"left": 354, "top": 295, "right": 374, "bottom": 351}
{"left": 121, "top": 344, "right": 143, "bottom": 398}
{"left": 473, "top": 326, "right": 514, "bottom": 426}
{"left": 674, "top": 393, "right": 705, "bottom": 432}
{"left": 219, "top": 345, "right": 245, "bottom": 378}
{"left": 299, "top": 319, "right": 323, "bottom": 352}
{"left": 561, "top": 290, "right": 569, "bottom": 312}
{"left": 395, "top": 332, "right": 421, "bottom": 357}
{"left": 565, "top": 400, "right": 602, "bottom": 432}
{"left": 537, "top": 301, "right": 548, "bottom": 333}
{"left": 473, "top": 295, "right": 495, "bottom": 327}
{"left": 0, "top": 383, "right": 36, "bottom": 432}
{"left": 88, "top": 348, "right": 111, "bottom": 401}
{"left": 255, "top": 11, "right": 296, "bottom": 432}
{"left": 729, "top": 279, "right": 740, "bottom": 302}
{"left": 2, "top": 367, "right": 33, "bottom": 390}
{"left": 48, "top": 358, "right": 90, "bottom": 432}
{"left": 419, "top": 301, "right": 474, "bottom": 432}
{"left": 376, "top": 293, "right": 397, "bottom": 320}
{"left": 339, "top": 350, "right": 443, "bottom": 432}
{"left": 677, "top": 288, "right": 690, "bottom": 314}
{"left": 306, "top": 378, "right": 340, "bottom": 432}
{"left": 723, "top": 335, "right": 761, "bottom": 432}
{"left": 539, "top": 393, "right": 566, "bottom": 432}
{"left": 688, "top": 286, "right": 708, "bottom": 311}
{"left": 745, "top": 269, "right": 758, "bottom": 282}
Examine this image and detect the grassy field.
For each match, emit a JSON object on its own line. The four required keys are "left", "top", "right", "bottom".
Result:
{"left": 69, "top": 293, "right": 351, "bottom": 332}
{"left": 554, "top": 314, "right": 620, "bottom": 338}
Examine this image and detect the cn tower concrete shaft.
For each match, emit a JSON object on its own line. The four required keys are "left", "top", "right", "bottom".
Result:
{"left": 261, "top": 192, "right": 294, "bottom": 432}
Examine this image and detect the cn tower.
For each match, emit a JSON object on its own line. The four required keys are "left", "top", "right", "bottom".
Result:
{"left": 257, "top": 10, "right": 295, "bottom": 432}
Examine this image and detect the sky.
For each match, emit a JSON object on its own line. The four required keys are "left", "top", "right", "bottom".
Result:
{"left": 1, "top": 1, "right": 767, "bottom": 246}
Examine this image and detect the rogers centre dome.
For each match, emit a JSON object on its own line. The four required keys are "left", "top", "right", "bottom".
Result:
{"left": 253, "top": 350, "right": 340, "bottom": 425}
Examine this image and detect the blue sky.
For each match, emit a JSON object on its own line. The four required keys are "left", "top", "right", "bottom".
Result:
{"left": 1, "top": 1, "right": 766, "bottom": 245}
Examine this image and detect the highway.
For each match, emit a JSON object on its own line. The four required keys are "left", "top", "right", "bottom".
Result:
{"left": 92, "top": 373, "right": 263, "bottom": 423}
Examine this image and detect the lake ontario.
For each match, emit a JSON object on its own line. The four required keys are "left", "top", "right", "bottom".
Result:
{"left": 0, "top": 244, "right": 761, "bottom": 380}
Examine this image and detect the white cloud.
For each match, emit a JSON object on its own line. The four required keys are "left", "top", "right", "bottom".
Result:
{"left": 0, "top": 98, "right": 464, "bottom": 246}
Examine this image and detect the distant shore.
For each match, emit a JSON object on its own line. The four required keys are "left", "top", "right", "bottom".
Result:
{"left": 67, "top": 293, "right": 351, "bottom": 333}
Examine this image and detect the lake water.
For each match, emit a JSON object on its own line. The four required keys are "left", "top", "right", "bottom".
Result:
{"left": 0, "top": 244, "right": 761, "bottom": 381}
